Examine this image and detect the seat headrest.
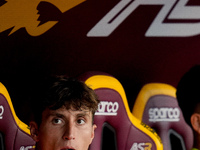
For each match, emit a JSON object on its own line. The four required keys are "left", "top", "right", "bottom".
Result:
{"left": 132, "top": 83, "right": 193, "bottom": 150}
{"left": 79, "top": 72, "right": 163, "bottom": 150}
{"left": 0, "top": 82, "right": 35, "bottom": 150}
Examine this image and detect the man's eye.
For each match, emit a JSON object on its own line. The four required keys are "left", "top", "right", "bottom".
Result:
{"left": 77, "top": 119, "right": 85, "bottom": 125}
{"left": 52, "top": 118, "right": 63, "bottom": 124}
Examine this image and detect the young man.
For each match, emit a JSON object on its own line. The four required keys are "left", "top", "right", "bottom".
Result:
{"left": 29, "top": 76, "right": 100, "bottom": 150}
{"left": 176, "top": 65, "right": 200, "bottom": 150}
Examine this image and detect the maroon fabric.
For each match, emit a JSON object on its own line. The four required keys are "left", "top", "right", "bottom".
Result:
{"left": 0, "top": 94, "right": 35, "bottom": 150}
{"left": 79, "top": 72, "right": 159, "bottom": 150}
{"left": 142, "top": 95, "right": 193, "bottom": 150}
{"left": 91, "top": 89, "right": 156, "bottom": 150}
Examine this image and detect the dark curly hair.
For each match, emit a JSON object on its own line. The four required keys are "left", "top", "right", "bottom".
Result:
{"left": 31, "top": 76, "right": 99, "bottom": 126}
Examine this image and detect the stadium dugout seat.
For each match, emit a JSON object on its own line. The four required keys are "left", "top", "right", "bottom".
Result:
{"left": 78, "top": 71, "right": 163, "bottom": 150}
{"left": 132, "top": 83, "right": 193, "bottom": 150}
{"left": 0, "top": 82, "right": 35, "bottom": 150}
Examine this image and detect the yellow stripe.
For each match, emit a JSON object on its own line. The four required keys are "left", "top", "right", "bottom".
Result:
{"left": 132, "top": 83, "right": 176, "bottom": 120}
{"left": 0, "top": 82, "right": 30, "bottom": 135}
{"left": 85, "top": 75, "right": 163, "bottom": 150}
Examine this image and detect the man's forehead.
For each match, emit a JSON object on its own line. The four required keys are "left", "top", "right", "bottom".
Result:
{"left": 48, "top": 106, "right": 92, "bottom": 116}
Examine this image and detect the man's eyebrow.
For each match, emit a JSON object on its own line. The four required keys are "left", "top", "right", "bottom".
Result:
{"left": 48, "top": 112, "right": 65, "bottom": 118}
{"left": 74, "top": 110, "right": 91, "bottom": 117}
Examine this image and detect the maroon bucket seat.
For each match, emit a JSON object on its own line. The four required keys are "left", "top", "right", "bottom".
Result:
{"left": 79, "top": 71, "right": 163, "bottom": 150}
{"left": 132, "top": 83, "right": 193, "bottom": 150}
{"left": 0, "top": 82, "right": 35, "bottom": 150}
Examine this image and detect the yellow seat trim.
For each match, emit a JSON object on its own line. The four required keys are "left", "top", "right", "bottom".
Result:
{"left": 85, "top": 75, "right": 163, "bottom": 150}
{"left": 0, "top": 82, "right": 30, "bottom": 135}
{"left": 132, "top": 83, "right": 176, "bottom": 121}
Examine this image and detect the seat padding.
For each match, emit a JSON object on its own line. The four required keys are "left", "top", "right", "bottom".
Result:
{"left": 79, "top": 72, "right": 163, "bottom": 150}
{"left": 132, "top": 83, "right": 193, "bottom": 150}
{"left": 0, "top": 82, "right": 35, "bottom": 150}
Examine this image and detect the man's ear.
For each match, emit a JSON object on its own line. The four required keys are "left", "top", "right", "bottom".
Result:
{"left": 29, "top": 121, "right": 39, "bottom": 142}
{"left": 191, "top": 113, "right": 200, "bottom": 134}
{"left": 90, "top": 124, "right": 97, "bottom": 144}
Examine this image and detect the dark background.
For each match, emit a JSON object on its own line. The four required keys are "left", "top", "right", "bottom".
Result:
{"left": 0, "top": 0, "right": 200, "bottom": 124}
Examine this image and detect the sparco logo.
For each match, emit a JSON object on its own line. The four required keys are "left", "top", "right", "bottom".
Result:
{"left": 149, "top": 107, "right": 180, "bottom": 122}
{"left": 87, "top": 0, "right": 200, "bottom": 37}
{"left": 95, "top": 101, "right": 119, "bottom": 116}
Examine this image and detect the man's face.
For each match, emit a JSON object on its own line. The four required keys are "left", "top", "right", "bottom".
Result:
{"left": 31, "top": 106, "right": 96, "bottom": 150}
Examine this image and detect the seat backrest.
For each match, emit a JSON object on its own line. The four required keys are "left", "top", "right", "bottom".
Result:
{"left": 0, "top": 82, "right": 35, "bottom": 150}
{"left": 132, "top": 83, "right": 193, "bottom": 150}
{"left": 79, "top": 72, "right": 163, "bottom": 150}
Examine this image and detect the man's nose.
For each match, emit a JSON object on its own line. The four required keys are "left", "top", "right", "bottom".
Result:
{"left": 62, "top": 123, "right": 75, "bottom": 140}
